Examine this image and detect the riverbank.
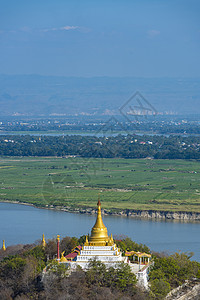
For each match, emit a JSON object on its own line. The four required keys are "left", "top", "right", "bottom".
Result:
{"left": 1, "top": 200, "right": 200, "bottom": 222}
{"left": 56, "top": 205, "right": 200, "bottom": 222}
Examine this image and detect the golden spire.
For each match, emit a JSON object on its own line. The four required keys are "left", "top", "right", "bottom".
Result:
{"left": 110, "top": 233, "right": 113, "bottom": 242}
{"left": 89, "top": 197, "right": 109, "bottom": 246}
{"left": 42, "top": 234, "right": 46, "bottom": 247}
{"left": 85, "top": 235, "right": 89, "bottom": 246}
{"left": 2, "top": 240, "right": 6, "bottom": 251}
{"left": 57, "top": 235, "right": 60, "bottom": 260}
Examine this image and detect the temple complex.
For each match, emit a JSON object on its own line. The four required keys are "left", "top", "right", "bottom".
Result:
{"left": 71, "top": 199, "right": 128, "bottom": 269}
{"left": 55, "top": 199, "right": 152, "bottom": 287}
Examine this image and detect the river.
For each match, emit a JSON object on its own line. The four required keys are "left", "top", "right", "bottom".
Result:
{"left": 0, "top": 202, "right": 199, "bottom": 261}
{"left": 1, "top": 131, "right": 200, "bottom": 137}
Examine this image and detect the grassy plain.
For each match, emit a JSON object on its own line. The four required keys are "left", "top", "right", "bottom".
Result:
{"left": 0, "top": 157, "right": 200, "bottom": 212}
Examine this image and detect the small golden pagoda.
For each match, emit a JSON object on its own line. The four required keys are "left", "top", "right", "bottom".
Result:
{"left": 42, "top": 234, "right": 46, "bottom": 247}
{"left": 2, "top": 240, "right": 6, "bottom": 251}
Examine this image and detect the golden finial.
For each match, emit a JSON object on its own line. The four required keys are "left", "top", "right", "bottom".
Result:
{"left": 85, "top": 235, "right": 89, "bottom": 246}
{"left": 57, "top": 235, "right": 60, "bottom": 242}
{"left": 2, "top": 240, "right": 6, "bottom": 251}
{"left": 42, "top": 234, "right": 46, "bottom": 247}
{"left": 110, "top": 233, "right": 113, "bottom": 242}
{"left": 97, "top": 193, "right": 101, "bottom": 206}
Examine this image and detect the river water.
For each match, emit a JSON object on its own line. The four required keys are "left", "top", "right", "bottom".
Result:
{"left": 0, "top": 202, "right": 200, "bottom": 261}
{"left": 1, "top": 131, "right": 200, "bottom": 137}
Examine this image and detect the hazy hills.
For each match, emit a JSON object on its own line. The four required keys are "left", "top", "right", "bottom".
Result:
{"left": 0, "top": 75, "right": 199, "bottom": 116}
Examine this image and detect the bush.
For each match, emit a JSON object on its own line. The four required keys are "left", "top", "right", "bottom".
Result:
{"left": 149, "top": 252, "right": 200, "bottom": 297}
{"left": 150, "top": 279, "right": 171, "bottom": 299}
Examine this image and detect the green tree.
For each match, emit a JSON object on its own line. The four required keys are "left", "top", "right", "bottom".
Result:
{"left": 150, "top": 279, "right": 171, "bottom": 299}
{"left": 46, "top": 260, "right": 69, "bottom": 277}
{"left": 78, "top": 235, "right": 87, "bottom": 245}
{"left": 86, "top": 259, "right": 107, "bottom": 287}
{"left": 149, "top": 252, "right": 200, "bottom": 295}
{"left": 86, "top": 259, "right": 137, "bottom": 293}
{"left": 115, "top": 237, "right": 150, "bottom": 254}
{"left": 113, "top": 262, "right": 137, "bottom": 292}
{"left": 60, "top": 236, "right": 78, "bottom": 254}
{"left": 24, "top": 245, "right": 46, "bottom": 272}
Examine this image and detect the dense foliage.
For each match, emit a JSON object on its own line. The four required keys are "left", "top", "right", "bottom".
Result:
{"left": 1, "top": 236, "right": 200, "bottom": 299}
{"left": 42, "top": 259, "right": 147, "bottom": 300}
{"left": 114, "top": 236, "right": 150, "bottom": 254}
{"left": 149, "top": 252, "right": 200, "bottom": 299}
{"left": 1, "top": 133, "right": 200, "bottom": 159}
{"left": 0, "top": 236, "right": 148, "bottom": 299}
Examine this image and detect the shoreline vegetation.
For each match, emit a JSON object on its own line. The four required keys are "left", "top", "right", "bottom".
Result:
{"left": 1, "top": 200, "right": 200, "bottom": 222}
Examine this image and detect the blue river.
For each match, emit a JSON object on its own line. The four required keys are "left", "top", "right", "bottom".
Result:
{"left": 0, "top": 202, "right": 199, "bottom": 261}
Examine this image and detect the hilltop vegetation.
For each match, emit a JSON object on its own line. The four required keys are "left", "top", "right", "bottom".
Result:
{"left": 0, "top": 236, "right": 199, "bottom": 299}
{"left": 0, "top": 236, "right": 148, "bottom": 300}
{"left": 149, "top": 252, "right": 200, "bottom": 299}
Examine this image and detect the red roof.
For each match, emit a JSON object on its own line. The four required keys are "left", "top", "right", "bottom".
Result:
{"left": 66, "top": 252, "right": 78, "bottom": 259}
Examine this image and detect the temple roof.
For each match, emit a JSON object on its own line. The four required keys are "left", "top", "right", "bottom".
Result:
{"left": 72, "top": 245, "right": 82, "bottom": 252}
{"left": 66, "top": 252, "right": 78, "bottom": 260}
{"left": 125, "top": 251, "right": 151, "bottom": 258}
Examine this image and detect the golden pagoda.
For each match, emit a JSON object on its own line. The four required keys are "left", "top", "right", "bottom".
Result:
{"left": 73, "top": 199, "right": 127, "bottom": 269}
{"left": 88, "top": 199, "right": 112, "bottom": 246}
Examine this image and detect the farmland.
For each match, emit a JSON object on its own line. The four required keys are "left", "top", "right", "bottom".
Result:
{"left": 0, "top": 157, "right": 200, "bottom": 212}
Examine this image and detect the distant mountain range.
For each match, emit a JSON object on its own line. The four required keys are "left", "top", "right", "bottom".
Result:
{"left": 0, "top": 75, "right": 199, "bottom": 116}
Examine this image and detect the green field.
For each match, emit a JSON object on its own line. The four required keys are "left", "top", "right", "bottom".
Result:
{"left": 0, "top": 157, "right": 200, "bottom": 212}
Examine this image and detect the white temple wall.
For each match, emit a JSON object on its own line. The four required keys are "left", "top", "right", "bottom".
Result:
{"left": 83, "top": 246, "right": 115, "bottom": 251}
{"left": 76, "top": 255, "right": 124, "bottom": 262}
{"left": 80, "top": 250, "right": 119, "bottom": 256}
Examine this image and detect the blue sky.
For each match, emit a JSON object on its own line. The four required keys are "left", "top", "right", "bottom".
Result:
{"left": 0, "top": 0, "right": 199, "bottom": 77}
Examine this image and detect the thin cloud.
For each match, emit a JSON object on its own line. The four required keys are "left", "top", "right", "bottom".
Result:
{"left": 20, "top": 26, "right": 31, "bottom": 32}
{"left": 61, "top": 26, "right": 79, "bottom": 31}
{"left": 0, "top": 25, "right": 90, "bottom": 35}
{"left": 42, "top": 25, "right": 80, "bottom": 32}
{"left": 147, "top": 29, "right": 160, "bottom": 38}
